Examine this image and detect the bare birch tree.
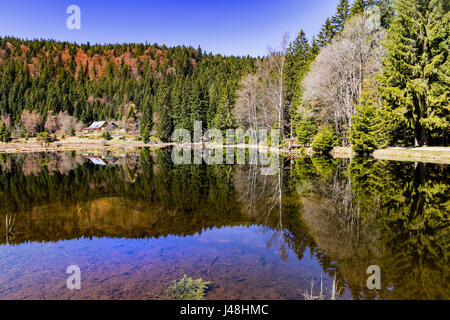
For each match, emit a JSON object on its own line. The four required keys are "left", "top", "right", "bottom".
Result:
{"left": 235, "top": 34, "right": 290, "bottom": 139}
{"left": 21, "top": 110, "right": 41, "bottom": 137}
{"left": 302, "top": 12, "right": 386, "bottom": 145}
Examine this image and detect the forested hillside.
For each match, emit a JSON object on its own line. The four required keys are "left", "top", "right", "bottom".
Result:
{"left": 0, "top": 37, "right": 254, "bottom": 140}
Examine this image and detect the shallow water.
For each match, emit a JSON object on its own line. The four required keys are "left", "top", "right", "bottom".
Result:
{"left": 0, "top": 150, "right": 448, "bottom": 300}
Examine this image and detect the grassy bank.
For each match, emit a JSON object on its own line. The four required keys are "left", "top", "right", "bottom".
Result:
{"left": 331, "top": 146, "right": 450, "bottom": 164}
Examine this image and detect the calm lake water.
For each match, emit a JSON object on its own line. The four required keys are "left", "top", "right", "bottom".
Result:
{"left": 0, "top": 149, "right": 448, "bottom": 300}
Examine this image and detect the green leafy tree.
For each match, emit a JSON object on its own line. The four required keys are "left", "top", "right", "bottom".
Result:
{"left": 381, "top": 0, "right": 450, "bottom": 146}
{"left": 36, "top": 131, "right": 53, "bottom": 147}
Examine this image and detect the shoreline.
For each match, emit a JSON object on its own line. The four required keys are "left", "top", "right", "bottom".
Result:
{"left": 1, "top": 138, "right": 449, "bottom": 164}
{"left": 0, "top": 137, "right": 175, "bottom": 154}
{"left": 331, "top": 146, "right": 450, "bottom": 164}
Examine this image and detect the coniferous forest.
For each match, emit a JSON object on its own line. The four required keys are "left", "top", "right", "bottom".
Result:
{"left": 0, "top": 0, "right": 448, "bottom": 153}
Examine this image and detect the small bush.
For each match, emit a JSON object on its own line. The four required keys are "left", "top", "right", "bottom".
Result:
{"left": 0, "top": 122, "right": 11, "bottom": 143}
{"left": 69, "top": 128, "right": 76, "bottom": 137}
{"left": 350, "top": 95, "right": 388, "bottom": 155}
{"left": 166, "top": 275, "right": 210, "bottom": 300}
{"left": 312, "top": 127, "right": 339, "bottom": 154}
{"left": 101, "top": 131, "right": 112, "bottom": 140}
{"left": 37, "top": 132, "right": 53, "bottom": 146}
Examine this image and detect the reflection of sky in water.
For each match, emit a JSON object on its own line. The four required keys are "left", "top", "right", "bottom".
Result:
{"left": 0, "top": 226, "right": 335, "bottom": 300}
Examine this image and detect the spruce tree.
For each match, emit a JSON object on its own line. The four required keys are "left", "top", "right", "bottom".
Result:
{"left": 0, "top": 122, "right": 11, "bottom": 142}
{"left": 381, "top": 0, "right": 450, "bottom": 146}
{"left": 155, "top": 82, "right": 173, "bottom": 141}
{"left": 140, "top": 96, "right": 153, "bottom": 136}
{"left": 293, "top": 101, "right": 318, "bottom": 147}
{"left": 285, "top": 30, "right": 311, "bottom": 110}
{"left": 376, "top": 0, "right": 396, "bottom": 28}
{"left": 350, "top": 0, "right": 367, "bottom": 16}
{"left": 331, "top": 0, "right": 351, "bottom": 34}
{"left": 142, "top": 125, "right": 150, "bottom": 143}
{"left": 211, "top": 89, "right": 233, "bottom": 131}
{"left": 351, "top": 90, "right": 388, "bottom": 154}
{"left": 296, "top": 116, "right": 317, "bottom": 146}
{"left": 188, "top": 79, "right": 205, "bottom": 132}
{"left": 317, "top": 18, "right": 336, "bottom": 47}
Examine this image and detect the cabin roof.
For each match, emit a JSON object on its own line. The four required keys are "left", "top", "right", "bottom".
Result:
{"left": 88, "top": 121, "right": 107, "bottom": 129}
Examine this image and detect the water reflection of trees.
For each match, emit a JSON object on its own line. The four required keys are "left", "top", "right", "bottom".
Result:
{"left": 364, "top": 161, "right": 449, "bottom": 300}
{"left": 0, "top": 150, "right": 247, "bottom": 243}
{"left": 233, "top": 156, "right": 289, "bottom": 261}
{"left": 5, "top": 213, "right": 16, "bottom": 244}
{"left": 1, "top": 151, "right": 448, "bottom": 299}
{"left": 290, "top": 156, "right": 377, "bottom": 299}
{"left": 290, "top": 156, "right": 449, "bottom": 300}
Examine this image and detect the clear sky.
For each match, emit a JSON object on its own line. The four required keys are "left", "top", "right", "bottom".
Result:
{"left": 0, "top": 0, "right": 340, "bottom": 57}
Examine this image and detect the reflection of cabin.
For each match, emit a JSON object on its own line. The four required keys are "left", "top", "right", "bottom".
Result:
{"left": 83, "top": 154, "right": 117, "bottom": 166}
{"left": 86, "top": 157, "right": 106, "bottom": 166}
{"left": 83, "top": 121, "right": 116, "bottom": 131}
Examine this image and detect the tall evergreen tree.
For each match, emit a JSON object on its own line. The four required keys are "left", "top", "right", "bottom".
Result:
{"left": 0, "top": 122, "right": 11, "bottom": 142}
{"left": 376, "top": 0, "right": 396, "bottom": 28}
{"left": 285, "top": 30, "right": 311, "bottom": 110}
{"left": 211, "top": 87, "right": 234, "bottom": 131}
{"left": 331, "top": 0, "right": 351, "bottom": 34}
{"left": 351, "top": 89, "right": 388, "bottom": 154}
{"left": 381, "top": 0, "right": 450, "bottom": 146}
{"left": 317, "top": 18, "right": 336, "bottom": 47}
{"left": 350, "top": 0, "right": 367, "bottom": 16}
{"left": 155, "top": 82, "right": 173, "bottom": 141}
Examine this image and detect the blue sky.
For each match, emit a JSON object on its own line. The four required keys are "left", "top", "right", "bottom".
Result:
{"left": 0, "top": 0, "right": 340, "bottom": 57}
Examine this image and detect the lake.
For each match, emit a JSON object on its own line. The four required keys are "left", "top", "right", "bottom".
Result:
{"left": 0, "top": 149, "right": 448, "bottom": 300}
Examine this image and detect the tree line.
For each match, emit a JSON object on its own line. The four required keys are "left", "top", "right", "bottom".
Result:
{"left": 0, "top": 37, "right": 254, "bottom": 141}
{"left": 235, "top": 0, "right": 449, "bottom": 153}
